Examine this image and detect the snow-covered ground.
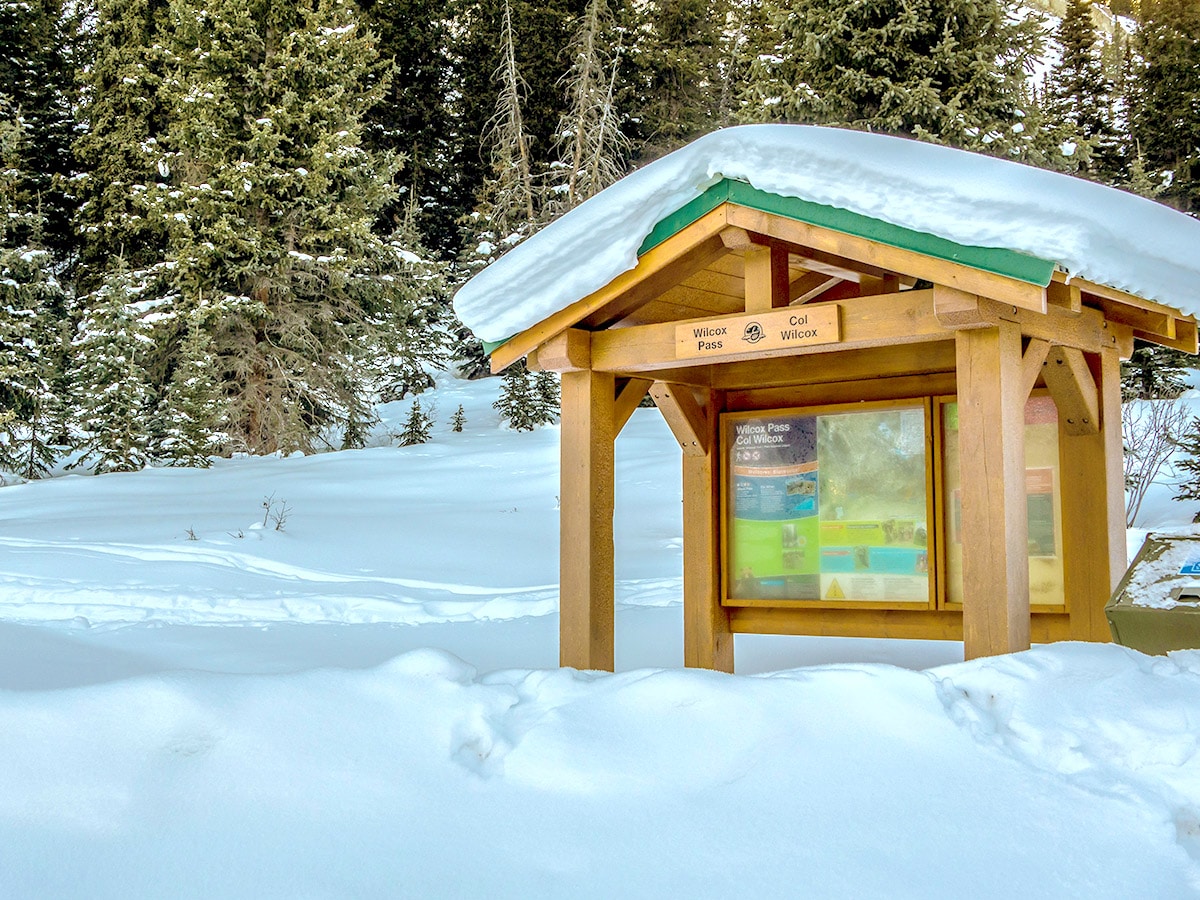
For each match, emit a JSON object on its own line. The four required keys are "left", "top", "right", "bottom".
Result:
{"left": 2, "top": 376, "right": 1199, "bottom": 898}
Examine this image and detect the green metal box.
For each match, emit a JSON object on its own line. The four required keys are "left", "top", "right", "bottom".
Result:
{"left": 1106, "top": 533, "right": 1200, "bottom": 655}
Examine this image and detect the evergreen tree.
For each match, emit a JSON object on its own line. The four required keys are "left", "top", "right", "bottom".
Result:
{"left": 532, "top": 370, "right": 560, "bottom": 425}
{"left": 1122, "top": 343, "right": 1193, "bottom": 400}
{"left": 493, "top": 360, "right": 539, "bottom": 430}
{"left": 1173, "top": 416, "right": 1200, "bottom": 521}
{"left": 69, "top": 265, "right": 155, "bottom": 474}
{"left": 452, "top": 0, "right": 584, "bottom": 248}
{"left": 623, "top": 0, "right": 725, "bottom": 153}
{"left": 73, "top": 0, "right": 173, "bottom": 286}
{"left": 449, "top": 403, "right": 466, "bottom": 432}
{"left": 150, "top": 309, "right": 226, "bottom": 466}
{"left": 1046, "top": 0, "right": 1122, "bottom": 179}
{"left": 397, "top": 396, "right": 433, "bottom": 444}
{"left": 135, "top": 0, "right": 440, "bottom": 454}
{"left": 373, "top": 202, "right": 453, "bottom": 404}
{"left": 479, "top": 0, "right": 539, "bottom": 242}
{"left": 1130, "top": 0, "right": 1200, "bottom": 212}
{"left": 741, "top": 0, "right": 1043, "bottom": 153}
{"left": 716, "top": 0, "right": 777, "bottom": 125}
{"left": 359, "top": 0, "right": 461, "bottom": 253}
{"left": 0, "top": 0, "right": 81, "bottom": 257}
{"left": 0, "top": 107, "right": 68, "bottom": 478}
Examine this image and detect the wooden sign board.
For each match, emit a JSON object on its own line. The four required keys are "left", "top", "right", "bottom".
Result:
{"left": 675, "top": 305, "right": 840, "bottom": 361}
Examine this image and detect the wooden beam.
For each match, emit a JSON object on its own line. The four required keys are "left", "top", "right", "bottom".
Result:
{"left": 789, "top": 271, "right": 843, "bottom": 305}
{"left": 727, "top": 205, "right": 1048, "bottom": 313}
{"left": 858, "top": 274, "right": 902, "bottom": 296}
{"left": 934, "top": 284, "right": 992, "bottom": 329}
{"left": 955, "top": 322, "right": 1031, "bottom": 659}
{"left": 589, "top": 287, "right": 1119, "bottom": 377}
{"left": 727, "top": 372, "right": 958, "bottom": 410}
{"left": 1072, "top": 275, "right": 1197, "bottom": 347}
{"left": 614, "top": 378, "right": 652, "bottom": 435}
{"left": 928, "top": 286, "right": 1122, "bottom": 353}
{"left": 1022, "top": 338, "right": 1051, "bottom": 400}
{"left": 592, "top": 289, "right": 940, "bottom": 373}
{"left": 649, "top": 382, "right": 709, "bottom": 456}
{"left": 559, "top": 369, "right": 616, "bottom": 671}
{"left": 712, "top": 341, "right": 958, "bottom": 390}
{"left": 537, "top": 328, "right": 591, "bottom": 373}
{"left": 1047, "top": 279, "right": 1082, "bottom": 315}
{"left": 726, "top": 607, "right": 1074, "bottom": 643}
{"left": 490, "top": 207, "right": 731, "bottom": 372}
{"left": 743, "top": 243, "right": 790, "bottom": 312}
{"left": 1041, "top": 346, "right": 1099, "bottom": 435}
{"left": 683, "top": 390, "right": 732, "bottom": 671}
{"left": 720, "top": 226, "right": 754, "bottom": 250}
{"left": 1060, "top": 347, "right": 1125, "bottom": 642}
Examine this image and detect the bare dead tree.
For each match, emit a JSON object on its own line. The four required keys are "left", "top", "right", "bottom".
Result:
{"left": 550, "top": 0, "right": 629, "bottom": 211}
{"left": 1123, "top": 396, "right": 1188, "bottom": 526}
{"left": 480, "top": 0, "right": 537, "bottom": 237}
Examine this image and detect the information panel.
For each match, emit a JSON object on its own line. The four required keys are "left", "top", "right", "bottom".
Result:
{"left": 726, "top": 404, "right": 930, "bottom": 604}
{"left": 941, "top": 395, "right": 1064, "bottom": 607}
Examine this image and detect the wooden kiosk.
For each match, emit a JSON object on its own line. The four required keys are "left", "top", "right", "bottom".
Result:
{"left": 461, "top": 129, "right": 1200, "bottom": 672}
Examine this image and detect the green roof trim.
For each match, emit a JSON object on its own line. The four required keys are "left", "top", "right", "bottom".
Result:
{"left": 637, "top": 178, "right": 1056, "bottom": 287}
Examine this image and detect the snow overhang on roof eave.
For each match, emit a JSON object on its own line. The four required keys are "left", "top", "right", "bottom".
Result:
{"left": 482, "top": 177, "right": 1059, "bottom": 365}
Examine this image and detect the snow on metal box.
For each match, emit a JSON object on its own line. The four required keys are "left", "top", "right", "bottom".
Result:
{"left": 1106, "top": 533, "right": 1200, "bottom": 655}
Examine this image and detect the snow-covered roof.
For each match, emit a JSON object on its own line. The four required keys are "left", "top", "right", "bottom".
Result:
{"left": 454, "top": 124, "right": 1200, "bottom": 344}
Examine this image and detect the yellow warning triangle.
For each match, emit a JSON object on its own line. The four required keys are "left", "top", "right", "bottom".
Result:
{"left": 825, "top": 578, "right": 845, "bottom": 600}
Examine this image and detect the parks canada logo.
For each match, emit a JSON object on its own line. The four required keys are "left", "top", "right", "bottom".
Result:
{"left": 741, "top": 322, "right": 765, "bottom": 344}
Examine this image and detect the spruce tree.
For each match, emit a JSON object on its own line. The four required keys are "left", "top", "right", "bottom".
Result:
{"left": 150, "top": 310, "right": 226, "bottom": 466}
{"left": 741, "top": 0, "right": 1043, "bottom": 152}
{"left": 450, "top": 403, "right": 466, "bottom": 432}
{"left": 397, "top": 396, "right": 433, "bottom": 445}
{"left": 373, "top": 202, "right": 452, "bottom": 405}
{"left": 135, "top": 0, "right": 439, "bottom": 454}
{"left": 532, "top": 370, "right": 560, "bottom": 425}
{"left": 69, "top": 265, "right": 154, "bottom": 474}
{"left": 0, "top": 0, "right": 81, "bottom": 257}
{"left": 478, "top": 0, "right": 539, "bottom": 243}
{"left": 73, "top": 0, "right": 173, "bottom": 285}
{"left": 1130, "top": 0, "right": 1200, "bottom": 212}
{"left": 0, "top": 108, "right": 68, "bottom": 478}
{"left": 452, "top": 0, "right": 584, "bottom": 244}
{"left": 359, "top": 0, "right": 461, "bottom": 253}
{"left": 1122, "top": 344, "right": 1193, "bottom": 400}
{"left": 1046, "top": 0, "right": 1122, "bottom": 179}
{"left": 1173, "top": 416, "right": 1200, "bottom": 521}
{"left": 494, "top": 361, "right": 539, "bottom": 431}
{"left": 622, "top": 0, "right": 725, "bottom": 153}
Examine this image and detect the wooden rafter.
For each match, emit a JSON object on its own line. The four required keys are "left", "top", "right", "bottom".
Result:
{"left": 727, "top": 205, "right": 1048, "bottom": 313}
{"left": 489, "top": 207, "right": 731, "bottom": 372}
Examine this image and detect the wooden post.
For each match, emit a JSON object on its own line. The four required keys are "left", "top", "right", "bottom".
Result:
{"left": 682, "top": 389, "right": 733, "bottom": 671}
{"left": 743, "top": 243, "right": 789, "bottom": 313}
{"left": 559, "top": 367, "right": 617, "bottom": 670}
{"left": 955, "top": 322, "right": 1031, "bottom": 658}
{"left": 1061, "top": 346, "right": 1126, "bottom": 641}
